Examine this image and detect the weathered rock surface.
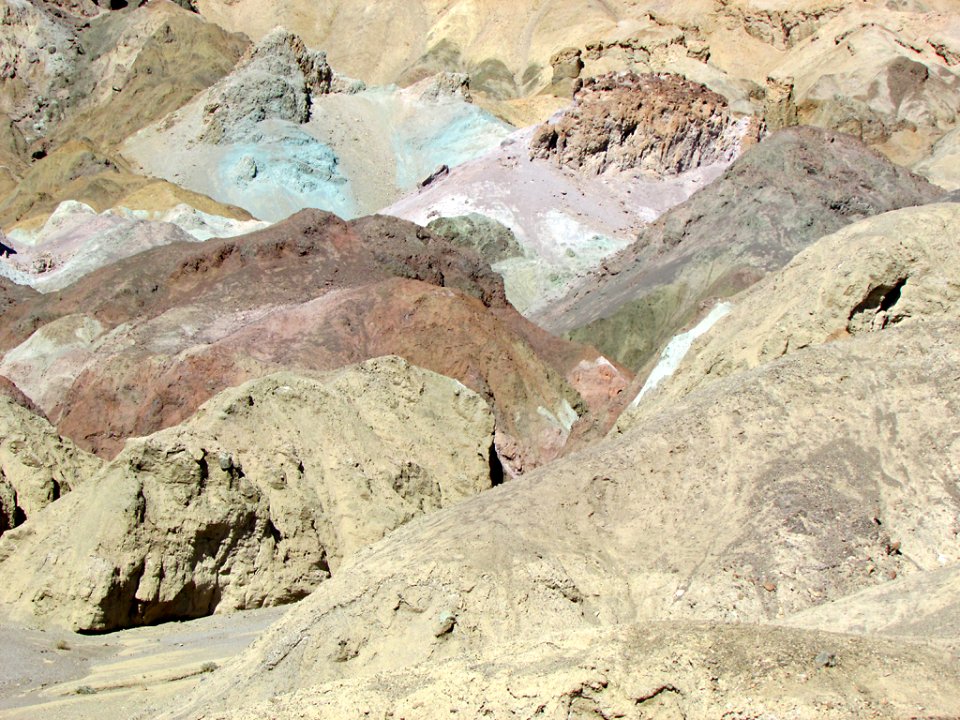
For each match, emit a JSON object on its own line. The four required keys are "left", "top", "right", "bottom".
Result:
{"left": 179, "top": 622, "right": 960, "bottom": 719}
{"left": 199, "top": 28, "right": 356, "bottom": 144}
{"left": 624, "top": 202, "right": 960, "bottom": 421}
{"left": 538, "top": 126, "right": 943, "bottom": 371}
{"left": 530, "top": 72, "right": 761, "bottom": 176}
{"left": 166, "top": 312, "right": 960, "bottom": 717}
{"left": 0, "top": 388, "right": 100, "bottom": 535}
{"left": 0, "top": 0, "right": 81, "bottom": 145}
{"left": 426, "top": 212, "right": 523, "bottom": 265}
{"left": 915, "top": 124, "right": 960, "bottom": 190}
{"left": 45, "top": 1, "right": 249, "bottom": 152}
{"left": 0, "top": 357, "right": 495, "bottom": 632}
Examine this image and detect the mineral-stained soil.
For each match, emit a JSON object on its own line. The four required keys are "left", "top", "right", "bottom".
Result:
{"left": 0, "top": 2, "right": 958, "bottom": 718}
{"left": 537, "top": 126, "right": 944, "bottom": 372}
{"left": 0, "top": 209, "right": 630, "bottom": 474}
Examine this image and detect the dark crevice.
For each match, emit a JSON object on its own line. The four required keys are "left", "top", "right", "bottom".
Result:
{"left": 879, "top": 277, "right": 906, "bottom": 311}
{"left": 489, "top": 442, "right": 505, "bottom": 487}
{"left": 847, "top": 277, "right": 908, "bottom": 330}
{"left": 266, "top": 517, "right": 282, "bottom": 544}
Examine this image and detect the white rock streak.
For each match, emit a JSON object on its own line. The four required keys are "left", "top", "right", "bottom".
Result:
{"left": 630, "top": 302, "right": 732, "bottom": 407}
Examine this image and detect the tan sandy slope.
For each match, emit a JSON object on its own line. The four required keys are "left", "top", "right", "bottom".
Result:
{"left": 167, "top": 315, "right": 960, "bottom": 718}
{"left": 626, "top": 201, "right": 960, "bottom": 422}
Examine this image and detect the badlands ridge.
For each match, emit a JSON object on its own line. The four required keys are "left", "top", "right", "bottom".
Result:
{"left": 0, "top": 0, "right": 959, "bottom": 718}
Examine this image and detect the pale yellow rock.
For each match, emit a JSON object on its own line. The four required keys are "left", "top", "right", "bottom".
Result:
{"left": 167, "top": 316, "right": 960, "bottom": 717}
{"left": 915, "top": 125, "right": 960, "bottom": 190}
{"left": 0, "top": 356, "right": 495, "bottom": 632}
{"left": 0, "top": 394, "right": 101, "bottom": 534}
{"left": 625, "top": 202, "right": 960, "bottom": 423}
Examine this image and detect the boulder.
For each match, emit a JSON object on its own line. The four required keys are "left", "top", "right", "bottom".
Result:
{"left": 426, "top": 213, "right": 524, "bottom": 265}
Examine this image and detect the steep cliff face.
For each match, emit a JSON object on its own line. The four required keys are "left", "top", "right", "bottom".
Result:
{"left": 529, "top": 72, "right": 761, "bottom": 176}
{"left": 0, "top": 386, "right": 100, "bottom": 536}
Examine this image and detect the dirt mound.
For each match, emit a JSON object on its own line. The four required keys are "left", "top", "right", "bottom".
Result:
{"left": 530, "top": 72, "right": 761, "bottom": 176}
{"left": 167, "top": 313, "right": 960, "bottom": 717}
{"left": 538, "top": 126, "right": 943, "bottom": 371}
{"left": 0, "top": 357, "right": 495, "bottom": 632}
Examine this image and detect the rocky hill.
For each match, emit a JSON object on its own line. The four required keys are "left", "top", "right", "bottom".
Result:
{"left": 0, "top": 357, "right": 496, "bottom": 631}
{"left": 0, "top": 209, "right": 628, "bottom": 475}
{"left": 149, "top": 202, "right": 960, "bottom": 718}
{"left": 537, "top": 126, "right": 943, "bottom": 371}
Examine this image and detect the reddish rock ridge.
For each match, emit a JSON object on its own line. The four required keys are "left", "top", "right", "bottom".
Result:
{"left": 0, "top": 210, "right": 630, "bottom": 473}
{"left": 530, "top": 71, "right": 762, "bottom": 176}
{"left": 0, "top": 375, "right": 44, "bottom": 420}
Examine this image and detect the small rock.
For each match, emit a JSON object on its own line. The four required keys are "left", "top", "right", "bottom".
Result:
{"left": 433, "top": 611, "right": 457, "bottom": 637}
{"left": 815, "top": 651, "right": 838, "bottom": 668}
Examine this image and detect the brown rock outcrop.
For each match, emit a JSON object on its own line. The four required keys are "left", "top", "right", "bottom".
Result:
{"left": 0, "top": 357, "right": 495, "bottom": 631}
{"left": 530, "top": 72, "right": 760, "bottom": 176}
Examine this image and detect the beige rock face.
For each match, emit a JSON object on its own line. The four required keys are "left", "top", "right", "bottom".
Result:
{"left": 0, "top": 390, "right": 100, "bottom": 535}
{"left": 915, "top": 125, "right": 960, "bottom": 190}
{"left": 185, "top": 622, "right": 960, "bottom": 720}
{"left": 0, "top": 357, "right": 495, "bottom": 632}
{"left": 626, "top": 202, "right": 960, "bottom": 421}
{"left": 167, "top": 314, "right": 960, "bottom": 717}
